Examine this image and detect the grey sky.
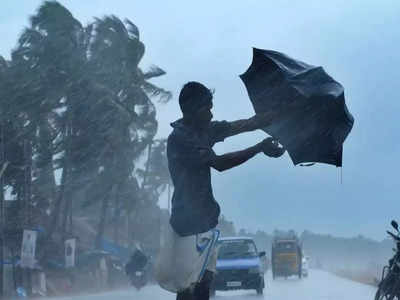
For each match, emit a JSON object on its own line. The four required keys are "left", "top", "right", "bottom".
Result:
{"left": 1, "top": 0, "right": 399, "bottom": 240}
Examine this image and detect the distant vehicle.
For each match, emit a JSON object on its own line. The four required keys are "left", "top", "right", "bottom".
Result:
{"left": 125, "top": 249, "right": 149, "bottom": 290}
{"left": 211, "top": 237, "right": 266, "bottom": 296}
{"left": 301, "top": 256, "right": 309, "bottom": 277}
{"left": 129, "top": 269, "right": 147, "bottom": 289}
{"left": 271, "top": 234, "right": 302, "bottom": 279}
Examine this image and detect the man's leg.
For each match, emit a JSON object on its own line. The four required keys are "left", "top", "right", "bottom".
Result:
{"left": 193, "top": 229, "right": 218, "bottom": 300}
{"left": 176, "top": 289, "right": 194, "bottom": 300}
{"left": 193, "top": 270, "right": 214, "bottom": 300}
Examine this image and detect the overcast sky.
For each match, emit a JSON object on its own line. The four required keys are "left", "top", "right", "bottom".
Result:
{"left": 1, "top": 0, "right": 399, "bottom": 241}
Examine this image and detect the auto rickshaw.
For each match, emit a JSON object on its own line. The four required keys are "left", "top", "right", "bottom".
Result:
{"left": 271, "top": 236, "right": 302, "bottom": 279}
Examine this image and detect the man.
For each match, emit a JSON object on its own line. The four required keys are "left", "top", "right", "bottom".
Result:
{"left": 125, "top": 245, "right": 148, "bottom": 276}
{"left": 167, "top": 81, "right": 285, "bottom": 300}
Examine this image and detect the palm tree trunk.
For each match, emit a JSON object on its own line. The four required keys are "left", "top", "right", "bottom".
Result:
{"left": 113, "top": 186, "right": 121, "bottom": 244}
{"left": 69, "top": 195, "right": 73, "bottom": 235}
{"left": 96, "top": 183, "right": 117, "bottom": 248}
{"left": 48, "top": 121, "right": 71, "bottom": 240}
{"left": 24, "top": 139, "right": 32, "bottom": 227}
{"left": 61, "top": 187, "right": 70, "bottom": 239}
{"left": 37, "top": 120, "right": 57, "bottom": 227}
{"left": 142, "top": 143, "right": 152, "bottom": 188}
{"left": 47, "top": 162, "right": 69, "bottom": 240}
{"left": 127, "top": 210, "right": 132, "bottom": 247}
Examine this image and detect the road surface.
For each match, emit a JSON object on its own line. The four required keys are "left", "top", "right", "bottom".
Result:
{"left": 49, "top": 270, "right": 376, "bottom": 300}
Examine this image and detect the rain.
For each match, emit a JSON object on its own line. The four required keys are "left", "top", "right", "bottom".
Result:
{"left": 0, "top": 1, "right": 399, "bottom": 300}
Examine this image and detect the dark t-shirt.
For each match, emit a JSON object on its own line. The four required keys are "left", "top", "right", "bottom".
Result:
{"left": 167, "top": 119, "right": 232, "bottom": 236}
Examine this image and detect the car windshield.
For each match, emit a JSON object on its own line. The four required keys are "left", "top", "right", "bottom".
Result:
{"left": 217, "top": 240, "right": 257, "bottom": 259}
{"left": 275, "top": 241, "right": 297, "bottom": 253}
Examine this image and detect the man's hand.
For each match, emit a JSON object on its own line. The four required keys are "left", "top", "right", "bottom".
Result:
{"left": 210, "top": 137, "right": 285, "bottom": 172}
{"left": 257, "top": 137, "right": 286, "bottom": 158}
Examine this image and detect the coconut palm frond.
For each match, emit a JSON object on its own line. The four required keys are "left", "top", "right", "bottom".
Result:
{"left": 95, "top": 15, "right": 128, "bottom": 39}
{"left": 143, "top": 65, "right": 166, "bottom": 80}
{"left": 0, "top": 56, "right": 8, "bottom": 73}
{"left": 142, "top": 81, "right": 172, "bottom": 103}
{"left": 17, "top": 28, "right": 44, "bottom": 48}
{"left": 30, "top": 1, "right": 82, "bottom": 31}
{"left": 124, "top": 19, "right": 140, "bottom": 40}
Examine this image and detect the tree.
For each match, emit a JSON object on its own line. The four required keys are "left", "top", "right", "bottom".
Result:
{"left": 127, "top": 139, "right": 172, "bottom": 251}
{"left": 0, "top": 1, "right": 171, "bottom": 254}
{"left": 80, "top": 16, "right": 171, "bottom": 247}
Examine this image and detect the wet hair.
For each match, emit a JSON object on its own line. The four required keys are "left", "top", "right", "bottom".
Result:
{"left": 179, "top": 81, "right": 213, "bottom": 115}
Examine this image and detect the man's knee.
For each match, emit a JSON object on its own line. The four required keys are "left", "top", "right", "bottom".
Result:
{"left": 193, "top": 270, "right": 214, "bottom": 299}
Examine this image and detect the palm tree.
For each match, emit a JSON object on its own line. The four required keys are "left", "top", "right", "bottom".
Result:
{"left": 139, "top": 139, "right": 171, "bottom": 199}
{"left": 1, "top": 1, "right": 172, "bottom": 255}
{"left": 10, "top": 1, "right": 86, "bottom": 239}
{"left": 82, "top": 15, "right": 171, "bottom": 248}
{"left": 128, "top": 139, "right": 172, "bottom": 250}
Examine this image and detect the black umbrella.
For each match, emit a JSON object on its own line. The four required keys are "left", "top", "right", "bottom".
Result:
{"left": 240, "top": 48, "right": 354, "bottom": 167}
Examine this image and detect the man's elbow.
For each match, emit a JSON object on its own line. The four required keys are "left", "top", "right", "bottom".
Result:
{"left": 212, "top": 165, "right": 225, "bottom": 172}
{"left": 210, "top": 160, "right": 228, "bottom": 172}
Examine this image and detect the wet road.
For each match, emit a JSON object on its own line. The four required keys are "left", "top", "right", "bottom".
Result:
{"left": 49, "top": 270, "right": 376, "bottom": 300}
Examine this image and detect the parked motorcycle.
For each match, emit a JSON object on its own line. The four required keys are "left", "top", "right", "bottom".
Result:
{"left": 375, "top": 220, "right": 400, "bottom": 300}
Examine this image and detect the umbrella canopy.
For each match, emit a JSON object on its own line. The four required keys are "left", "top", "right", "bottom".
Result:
{"left": 240, "top": 48, "right": 354, "bottom": 167}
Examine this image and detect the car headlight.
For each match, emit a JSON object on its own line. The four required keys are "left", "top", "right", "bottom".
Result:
{"left": 248, "top": 267, "right": 260, "bottom": 274}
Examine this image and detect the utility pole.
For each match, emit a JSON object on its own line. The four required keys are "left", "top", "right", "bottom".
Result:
{"left": 24, "top": 139, "right": 32, "bottom": 227}
{"left": 23, "top": 139, "right": 32, "bottom": 296}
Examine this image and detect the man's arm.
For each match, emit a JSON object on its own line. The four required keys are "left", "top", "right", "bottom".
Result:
{"left": 210, "top": 144, "right": 261, "bottom": 172}
{"left": 211, "top": 112, "right": 279, "bottom": 143}
{"left": 231, "top": 110, "right": 284, "bottom": 135}
{"left": 210, "top": 138, "right": 281, "bottom": 172}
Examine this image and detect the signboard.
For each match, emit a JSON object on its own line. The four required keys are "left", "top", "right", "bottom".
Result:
{"left": 20, "top": 230, "right": 37, "bottom": 268}
{"left": 65, "top": 238, "right": 76, "bottom": 268}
